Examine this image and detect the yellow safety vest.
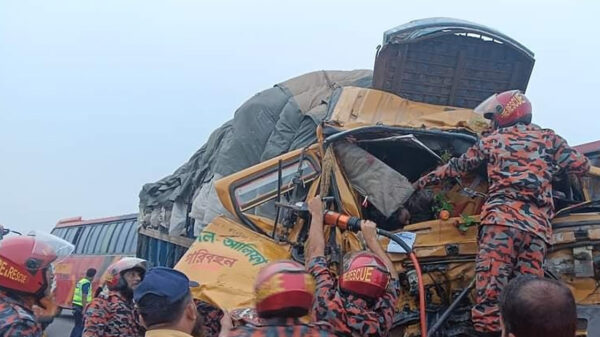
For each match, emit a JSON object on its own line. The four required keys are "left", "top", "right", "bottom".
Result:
{"left": 72, "top": 278, "right": 92, "bottom": 307}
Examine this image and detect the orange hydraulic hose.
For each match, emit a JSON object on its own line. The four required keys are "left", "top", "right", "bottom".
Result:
{"left": 409, "top": 252, "right": 427, "bottom": 337}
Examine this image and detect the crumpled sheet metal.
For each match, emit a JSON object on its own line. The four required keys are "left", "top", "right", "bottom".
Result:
{"left": 328, "top": 87, "right": 489, "bottom": 135}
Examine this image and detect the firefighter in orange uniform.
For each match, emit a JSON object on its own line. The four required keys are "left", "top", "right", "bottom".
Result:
{"left": 415, "top": 90, "right": 590, "bottom": 336}
{"left": 0, "top": 232, "right": 74, "bottom": 337}
{"left": 83, "top": 257, "right": 147, "bottom": 337}
{"left": 305, "top": 197, "right": 401, "bottom": 337}
{"left": 221, "top": 260, "right": 333, "bottom": 337}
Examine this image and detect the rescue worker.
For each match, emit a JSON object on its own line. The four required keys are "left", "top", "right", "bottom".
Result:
{"left": 134, "top": 267, "right": 202, "bottom": 337}
{"left": 414, "top": 90, "right": 591, "bottom": 337}
{"left": 195, "top": 300, "right": 223, "bottom": 337}
{"left": 305, "top": 196, "right": 401, "bottom": 337}
{"left": 0, "top": 232, "right": 74, "bottom": 336}
{"left": 83, "top": 257, "right": 147, "bottom": 337}
{"left": 70, "top": 268, "right": 97, "bottom": 337}
{"left": 221, "top": 260, "right": 333, "bottom": 337}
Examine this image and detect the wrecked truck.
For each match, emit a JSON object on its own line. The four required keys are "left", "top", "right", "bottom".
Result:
{"left": 138, "top": 18, "right": 600, "bottom": 337}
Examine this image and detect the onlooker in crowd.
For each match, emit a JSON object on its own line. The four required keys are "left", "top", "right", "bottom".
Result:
{"left": 83, "top": 257, "right": 147, "bottom": 337}
{"left": 499, "top": 275, "right": 577, "bottom": 337}
{"left": 70, "top": 268, "right": 97, "bottom": 337}
{"left": 134, "top": 267, "right": 203, "bottom": 337}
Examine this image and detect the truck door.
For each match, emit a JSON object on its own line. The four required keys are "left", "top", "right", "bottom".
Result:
{"left": 214, "top": 145, "right": 321, "bottom": 238}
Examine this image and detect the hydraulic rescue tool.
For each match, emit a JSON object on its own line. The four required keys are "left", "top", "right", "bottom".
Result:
{"left": 276, "top": 200, "right": 428, "bottom": 337}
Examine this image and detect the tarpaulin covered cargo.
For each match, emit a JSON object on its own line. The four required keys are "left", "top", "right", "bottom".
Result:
{"left": 138, "top": 72, "right": 492, "bottom": 238}
{"left": 138, "top": 70, "right": 373, "bottom": 236}
{"left": 138, "top": 17, "right": 535, "bottom": 238}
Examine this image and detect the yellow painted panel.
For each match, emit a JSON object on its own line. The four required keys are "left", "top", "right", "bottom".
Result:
{"left": 329, "top": 87, "right": 489, "bottom": 134}
{"left": 175, "top": 216, "right": 290, "bottom": 310}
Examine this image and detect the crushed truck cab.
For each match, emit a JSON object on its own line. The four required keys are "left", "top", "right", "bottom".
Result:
{"left": 174, "top": 86, "right": 600, "bottom": 336}
{"left": 138, "top": 18, "right": 600, "bottom": 337}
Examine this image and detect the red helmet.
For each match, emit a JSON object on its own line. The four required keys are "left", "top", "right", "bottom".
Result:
{"left": 104, "top": 257, "right": 147, "bottom": 291}
{"left": 340, "top": 251, "right": 390, "bottom": 299}
{"left": 475, "top": 90, "right": 532, "bottom": 128}
{"left": 0, "top": 232, "right": 73, "bottom": 297}
{"left": 254, "top": 260, "right": 315, "bottom": 318}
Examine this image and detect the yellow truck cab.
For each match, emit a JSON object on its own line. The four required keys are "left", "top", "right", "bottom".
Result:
{"left": 139, "top": 18, "right": 600, "bottom": 337}
{"left": 177, "top": 87, "right": 600, "bottom": 336}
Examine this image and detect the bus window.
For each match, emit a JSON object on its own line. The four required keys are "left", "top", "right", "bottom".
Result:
{"left": 123, "top": 221, "right": 137, "bottom": 254}
{"left": 125, "top": 222, "right": 138, "bottom": 254}
{"left": 71, "top": 226, "right": 83, "bottom": 248}
{"left": 119, "top": 221, "right": 133, "bottom": 253}
{"left": 109, "top": 222, "right": 126, "bottom": 254}
{"left": 129, "top": 221, "right": 138, "bottom": 254}
{"left": 92, "top": 224, "right": 109, "bottom": 254}
{"left": 84, "top": 225, "right": 101, "bottom": 255}
{"left": 114, "top": 222, "right": 130, "bottom": 254}
{"left": 75, "top": 226, "right": 92, "bottom": 254}
{"left": 64, "top": 227, "right": 79, "bottom": 244}
{"left": 91, "top": 225, "right": 105, "bottom": 254}
{"left": 100, "top": 222, "right": 119, "bottom": 254}
{"left": 51, "top": 228, "right": 66, "bottom": 239}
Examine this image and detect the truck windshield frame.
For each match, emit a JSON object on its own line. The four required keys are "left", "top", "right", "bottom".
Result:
{"left": 233, "top": 158, "right": 319, "bottom": 212}
{"left": 228, "top": 154, "right": 320, "bottom": 234}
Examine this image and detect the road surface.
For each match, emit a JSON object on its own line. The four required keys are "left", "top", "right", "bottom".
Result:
{"left": 46, "top": 311, "right": 74, "bottom": 337}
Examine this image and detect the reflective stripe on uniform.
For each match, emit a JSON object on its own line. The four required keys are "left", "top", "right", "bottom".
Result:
{"left": 72, "top": 278, "right": 91, "bottom": 306}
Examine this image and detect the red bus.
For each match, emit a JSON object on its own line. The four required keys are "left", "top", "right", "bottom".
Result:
{"left": 50, "top": 213, "right": 138, "bottom": 309}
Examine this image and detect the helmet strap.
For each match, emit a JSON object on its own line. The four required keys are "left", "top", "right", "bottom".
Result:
{"left": 119, "top": 282, "right": 134, "bottom": 300}
{"left": 491, "top": 119, "right": 499, "bottom": 130}
{"left": 32, "top": 267, "right": 50, "bottom": 301}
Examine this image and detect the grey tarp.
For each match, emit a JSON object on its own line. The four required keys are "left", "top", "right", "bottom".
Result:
{"left": 335, "top": 142, "right": 414, "bottom": 218}
{"left": 139, "top": 70, "right": 373, "bottom": 235}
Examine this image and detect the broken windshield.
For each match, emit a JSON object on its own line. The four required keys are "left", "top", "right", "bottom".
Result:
{"left": 233, "top": 159, "right": 318, "bottom": 212}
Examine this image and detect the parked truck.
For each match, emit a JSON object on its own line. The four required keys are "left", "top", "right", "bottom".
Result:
{"left": 137, "top": 18, "right": 600, "bottom": 336}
